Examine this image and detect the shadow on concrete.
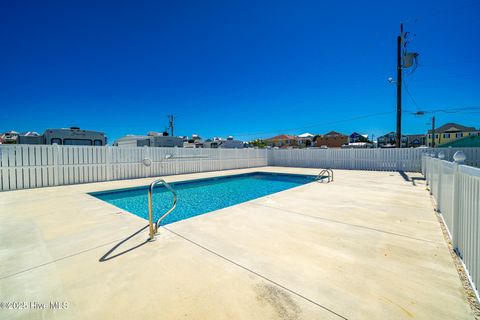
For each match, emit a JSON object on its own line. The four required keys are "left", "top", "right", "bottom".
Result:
{"left": 399, "top": 171, "right": 425, "bottom": 186}
{"left": 99, "top": 225, "right": 150, "bottom": 262}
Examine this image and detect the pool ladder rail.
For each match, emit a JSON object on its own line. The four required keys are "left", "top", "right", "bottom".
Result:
{"left": 315, "top": 169, "right": 334, "bottom": 183}
{"left": 148, "top": 178, "right": 177, "bottom": 241}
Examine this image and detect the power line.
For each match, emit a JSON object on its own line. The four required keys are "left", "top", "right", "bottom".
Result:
{"left": 407, "top": 105, "right": 480, "bottom": 115}
{"left": 403, "top": 80, "right": 420, "bottom": 109}
{"left": 417, "top": 60, "right": 480, "bottom": 67}
{"left": 232, "top": 111, "right": 396, "bottom": 138}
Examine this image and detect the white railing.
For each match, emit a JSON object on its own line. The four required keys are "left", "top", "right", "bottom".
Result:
{"left": 0, "top": 145, "right": 268, "bottom": 191}
{"left": 423, "top": 151, "right": 480, "bottom": 299}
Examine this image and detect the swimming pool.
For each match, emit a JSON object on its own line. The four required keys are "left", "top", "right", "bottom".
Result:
{"left": 91, "top": 172, "right": 315, "bottom": 226}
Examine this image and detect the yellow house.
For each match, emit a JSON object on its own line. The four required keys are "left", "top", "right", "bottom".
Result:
{"left": 426, "top": 123, "right": 479, "bottom": 147}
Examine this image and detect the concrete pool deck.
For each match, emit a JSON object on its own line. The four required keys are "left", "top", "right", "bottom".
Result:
{"left": 0, "top": 167, "right": 474, "bottom": 319}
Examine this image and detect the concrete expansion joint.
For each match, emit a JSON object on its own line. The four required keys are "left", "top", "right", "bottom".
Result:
{"left": 162, "top": 226, "right": 349, "bottom": 320}
{"left": 249, "top": 202, "right": 444, "bottom": 245}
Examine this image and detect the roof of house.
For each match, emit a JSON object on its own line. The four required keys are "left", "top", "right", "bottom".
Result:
{"left": 297, "top": 132, "right": 314, "bottom": 138}
{"left": 379, "top": 131, "right": 395, "bottom": 137}
{"left": 21, "top": 131, "right": 40, "bottom": 136}
{"left": 265, "top": 134, "right": 296, "bottom": 140}
{"left": 324, "top": 131, "right": 346, "bottom": 136}
{"left": 428, "top": 123, "right": 477, "bottom": 134}
{"left": 349, "top": 132, "right": 368, "bottom": 138}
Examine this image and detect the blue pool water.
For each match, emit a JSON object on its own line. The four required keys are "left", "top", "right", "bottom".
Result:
{"left": 91, "top": 172, "right": 315, "bottom": 226}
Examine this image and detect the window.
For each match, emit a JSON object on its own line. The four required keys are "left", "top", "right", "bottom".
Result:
{"left": 443, "top": 133, "right": 450, "bottom": 139}
{"left": 63, "top": 139, "right": 93, "bottom": 146}
{"left": 435, "top": 134, "right": 439, "bottom": 138}
{"left": 456, "top": 133, "right": 462, "bottom": 138}
{"left": 51, "top": 138, "right": 62, "bottom": 145}
{"left": 94, "top": 139, "right": 103, "bottom": 146}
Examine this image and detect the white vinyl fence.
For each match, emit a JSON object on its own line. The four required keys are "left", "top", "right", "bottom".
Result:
{"left": 423, "top": 152, "right": 479, "bottom": 298}
{"left": 0, "top": 145, "right": 268, "bottom": 191}
{"left": 270, "top": 148, "right": 480, "bottom": 172}
{"left": 1, "top": 145, "right": 479, "bottom": 192}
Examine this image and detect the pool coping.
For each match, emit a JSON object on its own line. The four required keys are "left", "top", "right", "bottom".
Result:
{"left": 87, "top": 171, "right": 318, "bottom": 196}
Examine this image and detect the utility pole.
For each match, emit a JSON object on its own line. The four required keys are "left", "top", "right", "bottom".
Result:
{"left": 396, "top": 23, "right": 403, "bottom": 148}
{"left": 431, "top": 115, "right": 435, "bottom": 147}
{"left": 167, "top": 115, "right": 175, "bottom": 137}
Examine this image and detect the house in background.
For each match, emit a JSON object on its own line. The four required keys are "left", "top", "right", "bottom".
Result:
{"left": 297, "top": 132, "right": 315, "bottom": 147}
{"left": 314, "top": 131, "right": 348, "bottom": 148}
{"left": 265, "top": 134, "right": 297, "bottom": 148}
{"left": 406, "top": 134, "right": 426, "bottom": 148}
{"left": 114, "top": 131, "right": 182, "bottom": 147}
{"left": 426, "top": 123, "right": 479, "bottom": 147}
{"left": 348, "top": 132, "right": 369, "bottom": 143}
{"left": 377, "top": 132, "right": 408, "bottom": 148}
{"left": 17, "top": 131, "right": 42, "bottom": 144}
{"left": 183, "top": 134, "right": 205, "bottom": 148}
{"left": 0, "top": 131, "right": 20, "bottom": 144}
{"left": 343, "top": 132, "right": 372, "bottom": 148}
{"left": 203, "top": 136, "right": 244, "bottom": 148}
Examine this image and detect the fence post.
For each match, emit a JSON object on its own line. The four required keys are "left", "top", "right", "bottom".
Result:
{"left": 236, "top": 149, "right": 239, "bottom": 168}
{"left": 53, "top": 144, "right": 60, "bottom": 186}
{"left": 429, "top": 152, "right": 436, "bottom": 195}
{"left": 219, "top": 149, "right": 223, "bottom": 170}
{"left": 427, "top": 152, "right": 434, "bottom": 186}
{"left": 451, "top": 150, "right": 466, "bottom": 250}
{"left": 350, "top": 149, "right": 355, "bottom": 170}
{"left": 106, "top": 146, "right": 112, "bottom": 181}
{"left": 421, "top": 153, "right": 426, "bottom": 176}
{"left": 436, "top": 152, "right": 445, "bottom": 212}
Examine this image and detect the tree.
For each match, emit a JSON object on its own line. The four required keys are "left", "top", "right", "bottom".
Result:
{"left": 250, "top": 139, "right": 267, "bottom": 148}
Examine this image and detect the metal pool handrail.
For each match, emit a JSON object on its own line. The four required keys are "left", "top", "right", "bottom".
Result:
{"left": 148, "top": 178, "right": 177, "bottom": 241}
{"left": 315, "top": 169, "right": 334, "bottom": 183}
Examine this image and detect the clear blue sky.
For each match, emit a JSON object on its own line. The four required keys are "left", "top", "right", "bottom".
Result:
{"left": 1, "top": 0, "right": 479, "bottom": 142}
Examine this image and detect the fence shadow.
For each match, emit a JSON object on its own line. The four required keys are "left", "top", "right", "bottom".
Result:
{"left": 398, "top": 171, "right": 425, "bottom": 186}
{"left": 99, "top": 225, "right": 150, "bottom": 262}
